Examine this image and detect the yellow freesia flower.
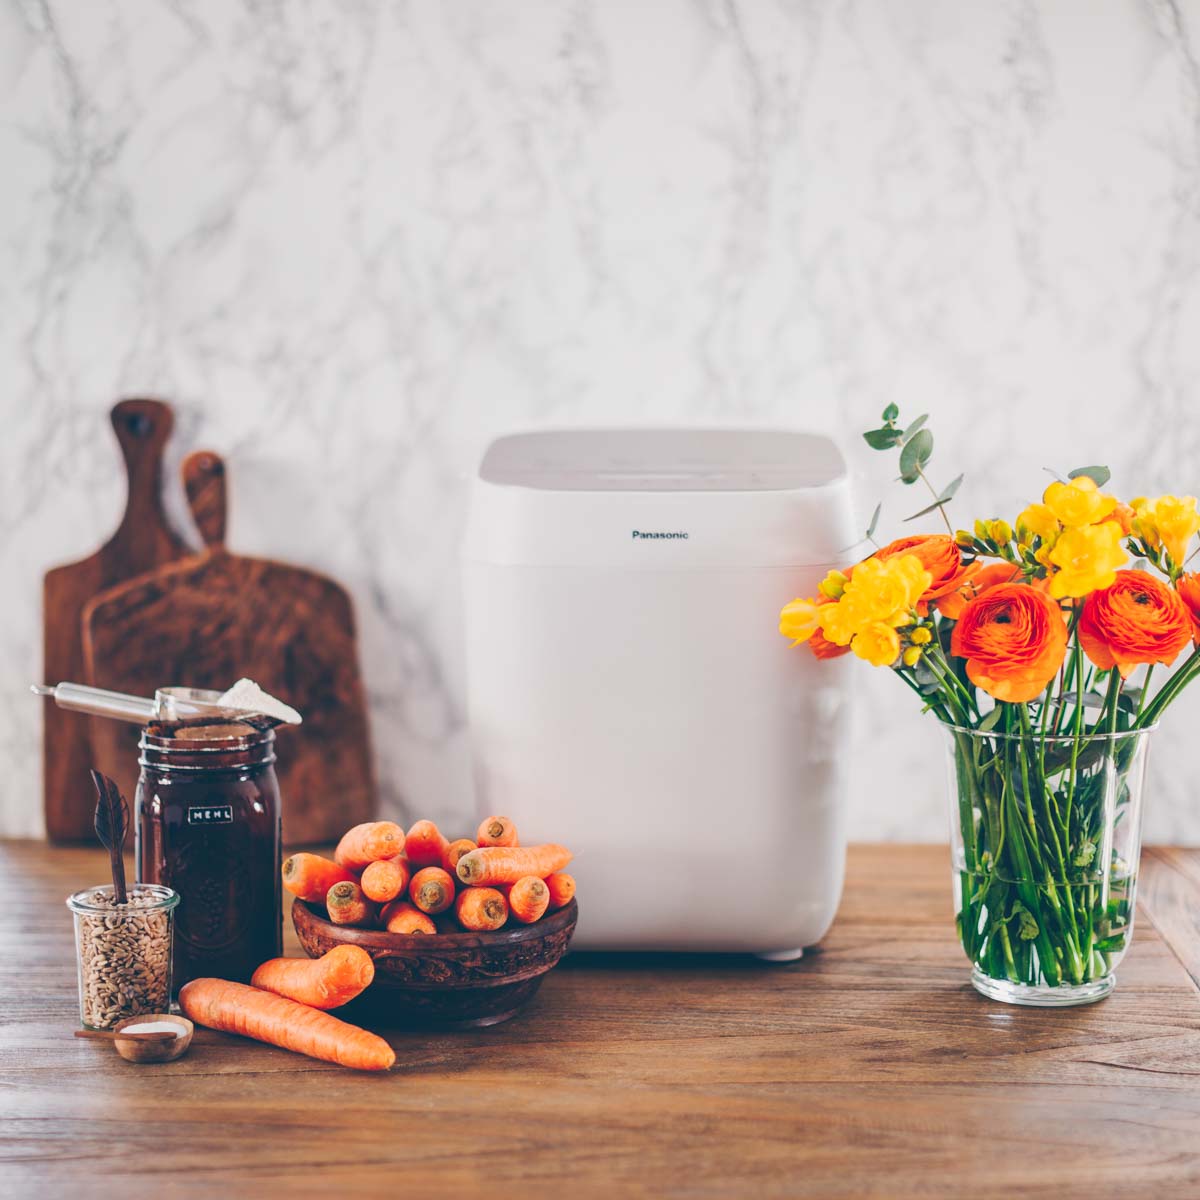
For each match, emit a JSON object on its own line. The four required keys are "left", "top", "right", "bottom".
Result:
{"left": 1018, "top": 502, "right": 1060, "bottom": 542}
{"left": 1047, "top": 521, "right": 1128, "bottom": 599}
{"left": 817, "top": 569, "right": 848, "bottom": 600}
{"left": 851, "top": 622, "right": 901, "bottom": 667}
{"left": 1043, "top": 477, "right": 1117, "bottom": 527}
{"left": 779, "top": 597, "right": 821, "bottom": 644}
{"left": 818, "top": 598, "right": 867, "bottom": 647}
{"left": 817, "top": 554, "right": 931, "bottom": 646}
{"left": 1135, "top": 495, "right": 1200, "bottom": 568}
{"left": 901, "top": 645, "right": 923, "bottom": 667}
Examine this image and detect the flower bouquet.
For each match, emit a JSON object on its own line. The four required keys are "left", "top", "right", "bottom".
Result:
{"left": 780, "top": 408, "right": 1200, "bottom": 1005}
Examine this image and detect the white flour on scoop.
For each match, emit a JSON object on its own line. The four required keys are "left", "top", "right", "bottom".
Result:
{"left": 217, "top": 678, "right": 303, "bottom": 725}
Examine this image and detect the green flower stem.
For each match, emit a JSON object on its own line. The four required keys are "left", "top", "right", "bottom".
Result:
{"left": 997, "top": 920, "right": 1019, "bottom": 982}
{"left": 1136, "top": 646, "right": 1200, "bottom": 729}
{"left": 1137, "top": 665, "right": 1154, "bottom": 721}
{"left": 1063, "top": 631, "right": 1086, "bottom": 839}
{"left": 1001, "top": 765, "right": 1062, "bottom": 986}
{"left": 1008, "top": 705, "right": 1084, "bottom": 982}
{"left": 923, "top": 647, "right": 977, "bottom": 724}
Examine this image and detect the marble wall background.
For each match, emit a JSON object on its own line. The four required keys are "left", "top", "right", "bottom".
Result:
{"left": 3, "top": 0, "right": 1199, "bottom": 842}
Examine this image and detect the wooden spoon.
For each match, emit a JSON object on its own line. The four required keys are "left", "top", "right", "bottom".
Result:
{"left": 75, "top": 1015, "right": 194, "bottom": 1063}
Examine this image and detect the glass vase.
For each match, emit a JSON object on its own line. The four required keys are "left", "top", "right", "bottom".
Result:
{"left": 943, "top": 721, "right": 1152, "bottom": 1006}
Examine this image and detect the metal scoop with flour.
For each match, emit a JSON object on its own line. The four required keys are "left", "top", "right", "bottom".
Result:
{"left": 31, "top": 678, "right": 303, "bottom": 731}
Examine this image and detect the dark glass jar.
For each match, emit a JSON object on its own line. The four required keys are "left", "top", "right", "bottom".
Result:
{"left": 135, "top": 721, "right": 282, "bottom": 992}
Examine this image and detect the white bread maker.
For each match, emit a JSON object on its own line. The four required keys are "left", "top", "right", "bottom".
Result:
{"left": 462, "top": 429, "right": 856, "bottom": 956}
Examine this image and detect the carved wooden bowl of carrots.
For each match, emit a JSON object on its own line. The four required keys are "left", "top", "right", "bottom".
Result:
{"left": 285, "top": 816, "right": 578, "bottom": 1028}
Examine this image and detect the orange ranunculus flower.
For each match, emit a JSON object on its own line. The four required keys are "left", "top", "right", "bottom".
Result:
{"left": 936, "top": 562, "right": 1022, "bottom": 619}
{"left": 1178, "top": 573, "right": 1200, "bottom": 644}
{"left": 949, "top": 583, "right": 1068, "bottom": 703}
{"left": 1079, "top": 569, "right": 1194, "bottom": 676}
{"left": 810, "top": 628, "right": 851, "bottom": 659}
{"left": 874, "top": 534, "right": 977, "bottom": 610}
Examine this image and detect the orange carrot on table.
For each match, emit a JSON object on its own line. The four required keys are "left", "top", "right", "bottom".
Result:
{"left": 442, "top": 838, "right": 477, "bottom": 876}
{"left": 179, "top": 978, "right": 394, "bottom": 1071}
{"left": 334, "top": 821, "right": 405, "bottom": 870}
{"left": 456, "top": 887, "right": 509, "bottom": 931}
{"left": 250, "top": 945, "right": 375, "bottom": 1010}
{"left": 360, "top": 857, "right": 409, "bottom": 904}
{"left": 281, "top": 853, "right": 357, "bottom": 904}
{"left": 326, "top": 881, "right": 374, "bottom": 927}
{"left": 380, "top": 900, "right": 436, "bottom": 935}
{"left": 405, "top": 820, "right": 449, "bottom": 867}
{"left": 409, "top": 866, "right": 455, "bottom": 915}
{"left": 508, "top": 876, "right": 550, "bottom": 924}
{"left": 456, "top": 844, "right": 572, "bottom": 887}
{"left": 545, "top": 872, "right": 576, "bottom": 910}
{"left": 476, "top": 815, "right": 518, "bottom": 847}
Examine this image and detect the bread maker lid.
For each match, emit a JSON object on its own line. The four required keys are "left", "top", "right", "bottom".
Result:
{"left": 465, "top": 428, "right": 858, "bottom": 569}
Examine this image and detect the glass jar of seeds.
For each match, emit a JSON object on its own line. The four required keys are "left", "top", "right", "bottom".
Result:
{"left": 66, "top": 884, "right": 179, "bottom": 1029}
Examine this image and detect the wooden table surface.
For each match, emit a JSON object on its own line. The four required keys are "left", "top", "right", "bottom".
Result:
{"left": 3, "top": 841, "right": 1199, "bottom": 1198}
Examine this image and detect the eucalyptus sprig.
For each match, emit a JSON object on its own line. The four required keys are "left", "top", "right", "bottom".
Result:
{"left": 862, "top": 405, "right": 963, "bottom": 538}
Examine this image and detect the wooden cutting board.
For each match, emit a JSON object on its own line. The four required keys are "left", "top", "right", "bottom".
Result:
{"left": 81, "top": 450, "right": 375, "bottom": 844}
{"left": 42, "top": 399, "right": 191, "bottom": 841}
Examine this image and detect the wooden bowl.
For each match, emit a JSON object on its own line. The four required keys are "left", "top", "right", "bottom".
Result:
{"left": 291, "top": 897, "right": 578, "bottom": 1028}
{"left": 112, "top": 1014, "right": 194, "bottom": 1063}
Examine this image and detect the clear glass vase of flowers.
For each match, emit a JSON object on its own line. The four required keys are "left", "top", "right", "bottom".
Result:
{"left": 780, "top": 408, "right": 1200, "bottom": 1005}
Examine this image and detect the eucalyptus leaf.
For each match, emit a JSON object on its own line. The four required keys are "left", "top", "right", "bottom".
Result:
{"left": 901, "top": 413, "right": 929, "bottom": 442}
{"left": 1068, "top": 465, "right": 1111, "bottom": 487}
{"left": 904, "top": 498, "right": 949, "bottom": 522}
{"left": 904, "top": 474, "right": 964, "bottom": 522}
{"left": 898, "top": 428, "right": 934, "bottom": 483}
{"left": 882, "top": 402, "right": 899, "bottom": 422}
{"left": 866, "top": 502, "right": 882, "bottom": 540}
{"left": 938, "top": 473, "right": 964, "bottom": 502}
{"left": 863, "top": 428, "right": 902, "bottom": 450}
{"left": 1046, "top": 690, "right": 1108, "bottom": 711}
{"left": 977, "top": 707, "right": 1004, "bottom": 733}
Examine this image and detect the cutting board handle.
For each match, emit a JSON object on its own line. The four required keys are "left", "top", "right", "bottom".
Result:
{"left": 109, "top": 399, "right": 177, "bottom": 549}
{"left": 182, "top": 450, "right": 227, "bottom": 550}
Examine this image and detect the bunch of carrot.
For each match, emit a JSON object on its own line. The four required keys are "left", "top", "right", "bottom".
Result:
{"left": 281, "top": 815, "right": 576, "bottom": 935}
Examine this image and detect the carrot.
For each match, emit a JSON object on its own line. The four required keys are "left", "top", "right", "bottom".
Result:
{"left": 326, "top": 881, "right": 374, "bottom": 927}
{"left": 476, "top": 815, "right": 518, "bottom": 847}
{"left": 456, "top": 844, "right": 572, "bottom": 887}
{"left": 508, "top": 876, "right": 550, "bottom": 924}
{"left": 405, "top": 820, "right": 449, "bottom": 867}
{"left": 442, "top": 838, "right": 477, "bottom": 876}
{"left": 360, "top": 857, "right": 410, "bottom": 904}
{"left": 545, "top": 872, "right": 576, "bottom": 910}
{"left": 179, "top": 978, "right": 394, "bottom": 1071}
{"left": 380, "top": 900, "right": 436, "bottom": 935}
{"left": 409, "top": 866, "right": 455, "bottom": 914}
{"left": 281, "top": 853, "right": 357, "bottom": 904}
{"left": 334, "top": 821, "right": 405, "bottom": 870}
{"left": 250, "top": 945, "right": 374, "bottom": 1010}
{"left": 456, "top": 887, "right": 509, "bottom": 931}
